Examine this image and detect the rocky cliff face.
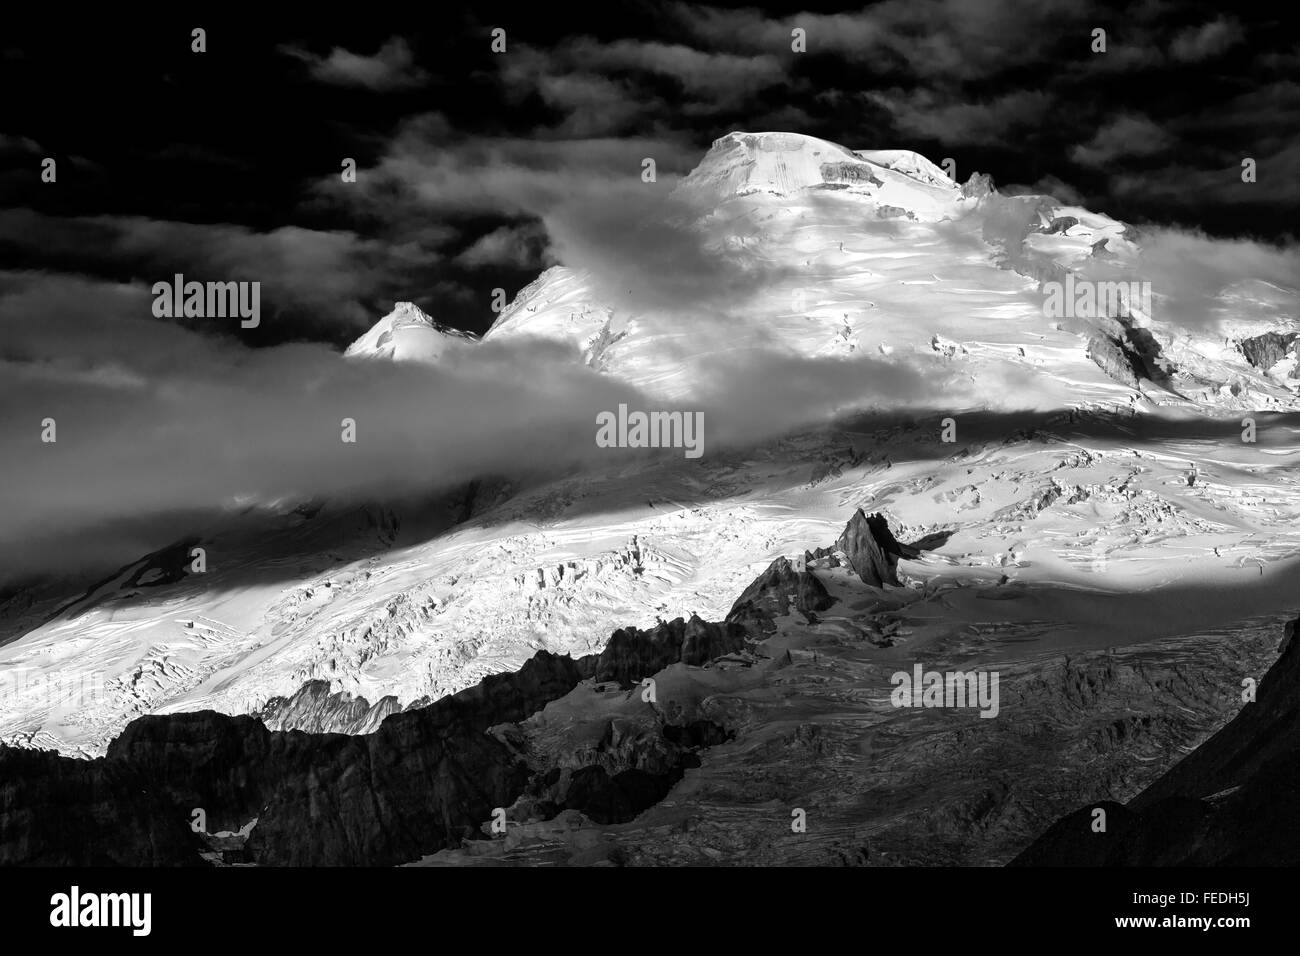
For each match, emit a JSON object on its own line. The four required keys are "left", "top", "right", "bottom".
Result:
{"left": 257, "top": 680, "right": 401, "bottom": 735}
{"left": 729, "top": 555, "right": 836, "bottom": 621}
{"left": 836, "top": 509, "right": 904, "bottom": 586}
{"left": 0, "top": 650, "right": 585, "bottom": 866}
{"left": 591, "top": 613, "right": 748, "bottom": 686}
{"left": 1012, "top": 614, "right": 1300, "bottom": 866}
{"left": 0, "top": 596, "right": 761, "bottom": 865}
{"left": 1039, "top": 215, "right": 1079, "bottom": 236}
{"left": 1238, "top": 331, "right": 1298, "bottom": 373}
{"left": 1086, "top": 316, "right": 1173, "bottom": 392}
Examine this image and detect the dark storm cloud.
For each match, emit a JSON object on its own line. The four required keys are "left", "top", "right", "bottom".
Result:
{"left": 561, "top": 38, "right": 786, "bottom": 105}
{"left": 672, "top": 0, "right": 1089, "bottom": 80}
{"left": 1170, "top": 17, "right": 1245, "bottom": 63}
{"left": 316, "top": 112, "right": 806, "bottom": 315}
{"left": 512, "top": 69, "right": 651, "bottom": 137}
{"left": 641, "top": 1, "right": 1295, "bottom": 235}
{"left": 0, "top": 209, "right": 453, "bottom": 338}
{"left": 1108, "top": 147, "right": 1300, "bottom": 209}
{"left": 319, "top": 113, "right": 696, "bottom": 218}
{"left": 454, "top": 223, "right": 553, "bottom": 270}
{"left": 864, "top": 89, "right": 1053, "bottom": 147}
{"left": 1102, "top": 82, "right": 1300, "bottom": 210}
{"left": 1069, "top": 114, "right": 1175, "bottom": 168}
{"left": 0, "top": 134, "right": 42, "bottom": 154}
{"left": 497, "top": 37, "right": 786, "bottom": 131}
{"left": 279, "top": 37, "right": 430, "bottom": 91}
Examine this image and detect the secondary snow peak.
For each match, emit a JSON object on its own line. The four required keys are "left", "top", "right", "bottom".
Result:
{"left": 345, "top": 301, "right": 477, "bottom": 363}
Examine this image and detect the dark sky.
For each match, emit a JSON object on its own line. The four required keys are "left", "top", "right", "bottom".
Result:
{"left": 2, "top": 1, "right": 1295, "bottom": 347}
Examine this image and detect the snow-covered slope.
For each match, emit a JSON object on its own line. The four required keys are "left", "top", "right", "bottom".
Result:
{"left": 2, "top": 130, "right": 1299, "bottom": 759}
{"left": 672, "top": 132, "right": 959, "bottom": 218}
{"left": 344, "top": 301, "right": 476, "bottom": 363}
{"left": 485, "top": 132, "right": 1298, "bottom": 411}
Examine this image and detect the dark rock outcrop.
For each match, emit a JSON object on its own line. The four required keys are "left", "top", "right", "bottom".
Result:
{"left": 876, "top": 204, "right": 914, "bottom": 220}
{"left": 998, "top": 251, "right": 1068, "bottom": 287}
{"left": 0, "top": 600, "right": 754, "bottom": 867}
{"left": 680, "top": 613, "right": 748, "bottom": 666}
{"left": 728, "top": 556, "right": 835, "bottom": 621}
{"left": 1039, "top": 215, "right": 1078, "bottom": 236}
{"left": 1, "top": 650, "right": 586, "bottom": 866}
{"left": 1238, "top": 331, "right": 1298, "bottom": 371}
{"left": 257, "top": 679, "right": 401, "bottom": 735}
{"left": 1087, "top": 317, "right": 1172, "bottom": 391}
{"left": 819, "top": 162, "right": 883, "bottom": 187}
{"left": 528, "top": 717, "right": 734, "bottom": 826}
{"left": 1012, "top": 614, "right": 1300, "bottom": 866}
{"left": 836, "top": 509, "right": 904, "bottom": 586}
{"left": 804, "top": 545, "right": 842, "bottom": 567}
{"left": 591, "top": 613, "right": 747, "bottom": 686}
{"left": 1087, "top": 330, "right": 1143, "bottom": 389}
{"left": 560, "top": 766, "right": 671, "bottom": 824}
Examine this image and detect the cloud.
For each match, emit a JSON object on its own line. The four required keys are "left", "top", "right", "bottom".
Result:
{"left": 528, "top": 72, "right": 650, "bottom": 136}
{"left": 1074, "top": 42, "right": 1167, "bottom": 74}
{"left": 1069, "top": 113, "right": 1174, "bottom": 167}
{"left": 1094, "top": 82, "right": 1300, "bottom": 211}
{"left": 280, "top": 37, "right": 428, "bottom": 91}
{"left": 1075, "top": 228, "right": 1300, "bottom": 331}
{"left": 312, "top": 115, "right": 776, "bottom": 316}
{"left": 1170, "top": 17, "right": 1245, "bottom": 62}
{"left": 1108, "top": 142, "right": 1300, "bottom": 209}
{"left": 318, "top": 113, "right": 696, "bottom": 219}
{"left": 674, "top": 0, "right": 1092, "bottom": 81}
{"left": 493, "top": 38, "right": 787, "bottom": 136}
{"left": 866, "top": 88, "right": 1052, "bottom": 146}
{"left": 454, "top": 223, "right": 553, "bottom": 270}
{"left": 0, "top": 210, "right": 450, "bottom": 340}
{"left": 0, "top": 270, "right": 626, "bottom": 576}
{"left": 0, "top": 265, "right": 1024, "bottom": 582}
{"left": 538, "top": 186, "right": 795, "bottom": 314}
{"left": 1002, "top": 174, "right": 1086, "bottom": 206}
{"left": 576, "top": 40, "right": 785, "bottom": 103}
{"left": 0, "top": 133, "right": 42, "bottom": 154}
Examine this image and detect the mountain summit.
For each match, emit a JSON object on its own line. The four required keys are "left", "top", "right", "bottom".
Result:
{"left": 673, "top": 131, "right": 961, "bottom": 221}
{"left": 345, "top": 301, "right": 477, "bottom": 363}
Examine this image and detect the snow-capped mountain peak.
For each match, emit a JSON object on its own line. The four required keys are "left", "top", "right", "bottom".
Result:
{"left": 344, "top": 301, "right": 477, "bottom": 363}
{"left": 672, "top": 131, "right": 960, "bottom": 221}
